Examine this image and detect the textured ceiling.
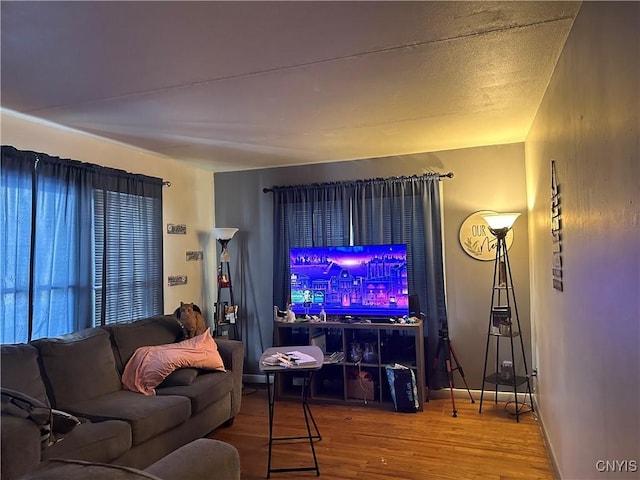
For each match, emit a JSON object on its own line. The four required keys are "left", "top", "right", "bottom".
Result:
{"left": 0, "top": 1, "right": 580, "bottom": 172}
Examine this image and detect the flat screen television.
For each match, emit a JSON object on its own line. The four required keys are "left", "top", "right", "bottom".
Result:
{"left": 289, "top": 244, "right": 409, "bottom": 318}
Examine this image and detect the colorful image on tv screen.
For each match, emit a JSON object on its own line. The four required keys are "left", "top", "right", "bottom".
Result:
{"left": 289, "top": 244, "right": 409, "bottom": 317}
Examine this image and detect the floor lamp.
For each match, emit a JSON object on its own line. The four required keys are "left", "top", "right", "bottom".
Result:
{"left": 213, "top": 227, "right": 239, "bottom": 340}
{"left": 478, "top": 212, "right": 534, "bottom": 422}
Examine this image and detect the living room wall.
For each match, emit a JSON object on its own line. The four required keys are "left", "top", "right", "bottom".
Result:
{"left": 213, "top": 142, "right": 531, "bottom": 387}
{"left": 0, "top": 110, "right": 216, "bottom": 320}
{"left": 524, "top": 2, "right": 639, "bottom": 479}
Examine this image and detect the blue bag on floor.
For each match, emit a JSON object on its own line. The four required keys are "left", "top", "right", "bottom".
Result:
{"left": 385, "top": 363, "right": 419, "bottom": 413}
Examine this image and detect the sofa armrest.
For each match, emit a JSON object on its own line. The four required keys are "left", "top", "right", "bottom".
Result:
{"left": 215, "top": 339, "right": 244, "bottom": 417}
{"left": 215, "top": 339, "right": 243, "bottom": 372}
{"left": 1, "top": 415, "right": 43, "bottom": 480}
{"left": 144, "top": 439, "right": 240, "bottom": 480}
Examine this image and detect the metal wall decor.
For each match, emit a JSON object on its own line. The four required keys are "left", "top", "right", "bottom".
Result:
{"left": 186, "top": 251, "right": 203, "bottom": 261}
{"left": 551, "top": 160, "right": 563, "bottom": 291}
{"left": 168, "top": 275, "right": 188, "bottom": 286}
{"left": 167, "top": 224, "right": 187, "bottom": 234}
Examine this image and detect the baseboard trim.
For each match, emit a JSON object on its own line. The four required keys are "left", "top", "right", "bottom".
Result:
{"left": 242, "top": 375, "right": 532, "bottom": 404}
{"left": 532, "top": 396, "right": 562, "bottom": 479}
{"left": 428, "top": 387, "right": 531, "bottom": 404}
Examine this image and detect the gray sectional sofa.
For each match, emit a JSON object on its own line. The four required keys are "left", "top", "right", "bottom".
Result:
{"left": 1, "top": 315, "right": 244, "bottom": 480}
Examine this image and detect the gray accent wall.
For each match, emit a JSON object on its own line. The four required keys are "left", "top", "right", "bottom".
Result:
{"left": 214, "top": 142, "right": 531, "bottom": 391}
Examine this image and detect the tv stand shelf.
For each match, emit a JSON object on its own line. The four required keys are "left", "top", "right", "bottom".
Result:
{"left": 273, "top": 320, "right": 425, "bottom": 411}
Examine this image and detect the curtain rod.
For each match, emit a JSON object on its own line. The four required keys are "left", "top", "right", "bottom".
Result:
{"left": 262, "top": 171, "right": 453, "bottom": 193}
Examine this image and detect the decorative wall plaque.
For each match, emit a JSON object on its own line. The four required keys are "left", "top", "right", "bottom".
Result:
{"left": 186, "top": 251, "right": 203, "bottom": 261}
{"left": 459, "top": 210, "right": 515, "bottom": 261}
{"left": 551, "top": 160, "right": 563, "bottom": 291}
{"left": 168, "top": 275, "right": 188, "bottom": 286}
{"left": 167, "top": 224, "right": 187, "bottom": 234}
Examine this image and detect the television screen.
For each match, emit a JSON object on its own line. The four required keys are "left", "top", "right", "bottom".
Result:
{"left": 289, "top": 244, "right": 409, "bottom": 318}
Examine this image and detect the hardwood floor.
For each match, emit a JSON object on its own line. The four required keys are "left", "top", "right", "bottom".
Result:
{"left": 210, "top": 385, "right": 554, "bottom": 480}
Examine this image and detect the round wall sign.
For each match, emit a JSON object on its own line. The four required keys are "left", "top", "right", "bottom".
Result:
{"left": 458, "top": 210, "right": 515, "bottom": 261}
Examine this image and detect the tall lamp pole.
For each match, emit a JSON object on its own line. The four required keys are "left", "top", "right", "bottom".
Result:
{"left": 478, "top": 213, "right": 534, "bottom": 422}
{"left": 213, "top": 228, "right": 239, "bottom": 339}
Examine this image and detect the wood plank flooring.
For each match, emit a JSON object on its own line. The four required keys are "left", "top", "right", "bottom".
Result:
{"left": 210, "top": 385, "right": 554, "bottom": 480}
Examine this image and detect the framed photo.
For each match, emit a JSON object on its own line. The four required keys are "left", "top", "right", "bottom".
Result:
{"left": 225, "top": 305, "right": 238, "bottom": 324}
{"left": 216, "top": 303, "right": 238, "bottom": 324}
{"left": 491, "top": 305, "right": 511, "bottom": 329}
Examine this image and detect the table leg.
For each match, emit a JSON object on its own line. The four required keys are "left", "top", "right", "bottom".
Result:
{"left": 265, "top": 371, "right": 321, "bottom": 477}
{"left": 265, "top": 372, "right": 275, "bottom": 478}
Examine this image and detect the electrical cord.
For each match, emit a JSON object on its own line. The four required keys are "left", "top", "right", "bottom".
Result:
{"left": 504, "top": 399, "right": 533, "bottom": 416}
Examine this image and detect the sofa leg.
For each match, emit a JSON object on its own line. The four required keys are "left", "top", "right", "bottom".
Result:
{"left": 222, "top": 417, "right": 235, "bottom": 428}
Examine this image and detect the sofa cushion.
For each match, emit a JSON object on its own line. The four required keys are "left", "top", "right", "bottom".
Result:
{"left": 156, "top": 370, "right": 233, "bottom": 414}
{"left": 145, "top": 438, "right": 241, "bottom": 480}
{"left": 0, "top": 415, "right": 42, "bottom": 480}
{"left": 43, "top": 419, "right": 131, "bottom": 464}
{"left": 0, "top": 344, "right": 50, "bottom": 406}
{"left": 61, "top": 390, "right": 191, "bottom": 445}
{"left": 158, "top": 368, "right": 199, "bottom": 388}
{"left": 32, "top": 328, "right": 122, "bottom": 407}
{"left": 23, "top": 458, "right": 161, "bottom": 480}
{"left": 105, "top": 316, "right": 183, "bottom": 373}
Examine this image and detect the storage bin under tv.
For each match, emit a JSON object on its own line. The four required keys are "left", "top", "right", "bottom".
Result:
{"left": 272, "top": 320, "right": 425, "bottom": 411}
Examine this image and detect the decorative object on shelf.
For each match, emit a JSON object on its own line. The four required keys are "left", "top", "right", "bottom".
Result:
{"left": 213, "top": 227, "right": 239, "bottom": 339}
{"left": 500, "top": 360, "right": 514, "bottom": 382}
{"left": 349, "top": 342, "right": 363, "bottom": 363}
{"left": 285, "top": 304, "right": 296, "bottom": 323}
{"left": 362, "top": 343, "right": 378, "bottom": 363}
{"left": 478, "top": 212, "right": 534, "bottom": 422}
{"left": 458, "top": 210, "right": 515, "bottom": 261}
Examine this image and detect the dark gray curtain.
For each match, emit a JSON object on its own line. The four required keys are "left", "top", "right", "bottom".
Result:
{"left": 351, "top": 175, "right": 447, "bottom": 388}
{"left": 270, "top": 174, "right": 448, "bottom": 388}
{"left": 272, "top": 183, "right": 351, "bottom": 310}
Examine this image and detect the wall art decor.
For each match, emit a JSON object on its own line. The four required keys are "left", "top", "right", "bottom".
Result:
{"left": 551, "top": 160, "right": 563, "bottom": 291}
{"left": 168, "top": 275, "right": 188, "bottom": 286}
{"left": 186, "top": 251, "right": 203, "bottom": 261}
{"left": 458, "top": 210, "right": 515, "bottom": 261}
{"left": 167, "top": 224, "right": 187, "bottom": 234}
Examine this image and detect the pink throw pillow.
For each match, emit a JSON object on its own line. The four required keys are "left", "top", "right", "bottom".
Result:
{"left": 122, "top": 329, "right": 225, "bottom": 395}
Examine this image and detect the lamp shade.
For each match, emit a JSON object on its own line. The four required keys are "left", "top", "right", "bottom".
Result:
{"left": 212, "top": 228, "right": 239, "bottom": 240}
{"left": 482, "top": 213, "right": 520, "bottom": 231}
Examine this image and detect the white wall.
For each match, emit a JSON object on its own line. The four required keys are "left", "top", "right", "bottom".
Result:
{"left": 525, "top": 3, "right": 639, "bottom": 479}
{"left": 1, "top": 110, "right": 217, "bottom": 321}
